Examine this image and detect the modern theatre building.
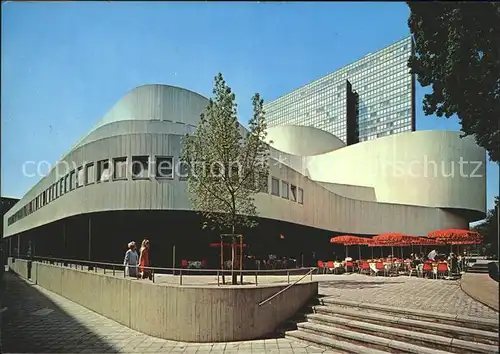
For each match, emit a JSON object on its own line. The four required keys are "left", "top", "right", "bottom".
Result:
{"left": 2, "top": 83, "right": 486, "bottom": 266}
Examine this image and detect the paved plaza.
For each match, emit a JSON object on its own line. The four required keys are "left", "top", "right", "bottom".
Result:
{"left": 2, "top": 271, "right": 498, "bottom": 353}
{"left": 316, "top": 273, "right": 499, "bottom": 318}
{"left": 1, "top": 273, "right": 334, "bottom": 354}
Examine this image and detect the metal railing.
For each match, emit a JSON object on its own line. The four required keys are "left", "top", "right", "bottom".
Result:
{"left": 13, "top": 255, "right": 316, "bottom": 287}
{"left": 258, "top": 267, "right": 316, "bottom": 306}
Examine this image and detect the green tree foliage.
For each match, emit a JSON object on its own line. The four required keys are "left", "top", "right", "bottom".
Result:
{"left": 407, "top": 2, "right": 500, "bottom": 162}
{"left": 473, "top": 196, "right": 499, "bottom": 256}
{"left": 181, "top": 73, "right": 270, "bottom": 284}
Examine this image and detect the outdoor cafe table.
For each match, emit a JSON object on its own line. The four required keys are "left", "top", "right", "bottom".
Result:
{"left": 367, "top": 260, "right": 410, "bottom": 275}
{"left": 327, "top": 262, "right": 343, "bottom": 272}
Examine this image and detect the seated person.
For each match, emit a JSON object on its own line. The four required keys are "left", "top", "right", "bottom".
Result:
{"left": 434, "top": 253, "right": 447, "bottom": 262}
{"left": 411, "top": 257, "right": 422, "bottom": 268}
{"left": 449, "top": 253, "right": 458, "bottom": 273}
{"left": 427, "top": 249, "right": 437, "bottom": 261}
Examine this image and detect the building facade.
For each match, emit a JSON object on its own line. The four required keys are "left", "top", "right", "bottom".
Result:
{"left": 264, "top": 36, "right": 415, "bottom": 144}
{"left": 2, "top": 85, "right": 485, "bottom": 265}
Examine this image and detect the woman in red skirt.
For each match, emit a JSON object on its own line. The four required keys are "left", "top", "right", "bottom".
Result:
{"left": 139, "top": 239, "right": 151, "bottom": 280}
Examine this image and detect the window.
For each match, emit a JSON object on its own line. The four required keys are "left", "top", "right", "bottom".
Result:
{"left": 271, "top": 177, "right": 280, "bottom": 196}
{"left": 281, "top": 181, "right": 289, "bottom": 199}
{"left": 290, "top": 185, "right": 297, "bottom": 202}
{"left": 59, "top": 178, "right": 64, "bottom": 196}
{"left": 131, "top": 156, "right": 149, "bottom": 179}
{"left": 155, "top": 156, "right": 173, "bottom": 179}
{"left": 178, "top": 160, "right": 190, "bottom": 180}
{"left": 298, "top": 187, "right": 304, "bottom": 204}
{"left": 97, "top": 160, "right": 111, "bottom": 182}
{"left": 113, "top": 157, "right": 128, "bottom": 180}
{"left": 64, "top": 174, "right": 70, "bottom": 193}
{"left": 70, "top": 170, "right": 76, "bottom": 190}
{"left": 86, "top": 163, "right": 95, "bottom": 184}
{"left": 77, "top": 167, "right": 84, "bottom": 187}
{"left": 53, "top": 183, "right": 58, "bottom": 199}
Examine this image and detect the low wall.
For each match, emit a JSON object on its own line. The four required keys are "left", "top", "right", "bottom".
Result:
{"left": 9, "top": 259, "right": 318, "bottom": 342}
{"left": 488, "top": 262, "right": 499, "bottom": 282}
{"left": 461, "top": 272, "right": 499, "bottom": 312}
{"left": 8, "top": 257, "right": 29, "bottom": 280}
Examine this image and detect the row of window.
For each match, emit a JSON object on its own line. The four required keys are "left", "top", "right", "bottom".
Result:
{"left": 266, "top": 80, "right": 411, "bottom": 128}
{"left": 7, "top": 155, "right": 189, "bottom": 226}
{"left": 270, "top": 177, "right": 304, "bottom": 204}
{"left": 265, "top": 44, "right": 411, "bottom": 115}
{"left": 265, "top": 38, "right": 411, "bottom": 111}
{"left": 7, "top": 155, "right": 304, "bottom": 226}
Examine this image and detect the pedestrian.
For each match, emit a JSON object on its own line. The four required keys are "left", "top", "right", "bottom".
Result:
{"left": 123, "top": 241, "right": 139, "bottom": 278}
{"left": 427, "top": 249, "right": 437, "bottom": 261}
{"left": 139, "top": 239, "right": 152, "bottom": 280}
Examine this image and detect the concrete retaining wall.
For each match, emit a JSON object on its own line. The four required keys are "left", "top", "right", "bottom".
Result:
{"left": 8, "top": 257, "right": 28, "bottom": 280}
{"left": 8, "top": 258, "right": 318, "bottom": 342}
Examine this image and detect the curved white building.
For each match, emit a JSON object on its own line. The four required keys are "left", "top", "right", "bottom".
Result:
{"left": 3, "top": 85, "right": 486, "bottom": 265}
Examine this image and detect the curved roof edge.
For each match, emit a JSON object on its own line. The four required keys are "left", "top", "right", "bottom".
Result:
{"left": 266, "top": 124, "right": 346, "bottom": 156}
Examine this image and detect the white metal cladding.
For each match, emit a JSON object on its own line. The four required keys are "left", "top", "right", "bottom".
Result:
{"left": 3, "top": 84, "right": 486, "bottom": 238}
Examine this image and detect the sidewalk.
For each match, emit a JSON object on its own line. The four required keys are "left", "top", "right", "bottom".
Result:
{"left": 1, "top": 272, "right": 333, "bottom": 353}
{"left": 460, "top": 272, "right": 499, "bottom": 312}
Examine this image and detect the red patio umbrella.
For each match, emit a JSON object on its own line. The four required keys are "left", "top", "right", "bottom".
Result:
{"left": 330, "top": 235, "right": 361, "bottom": 258}
{"left": 427, "top": 229, "right": 482, "bottom": 253}
{"left": 372, "top": 233, "right": 417, "bottom": 258}
{"left": 427, "top": 229, "right": 482, "bottom": 242}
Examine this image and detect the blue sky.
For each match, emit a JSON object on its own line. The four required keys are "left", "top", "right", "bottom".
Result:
{"left": 2, "top": 2, "right": 498, "bottom": 215}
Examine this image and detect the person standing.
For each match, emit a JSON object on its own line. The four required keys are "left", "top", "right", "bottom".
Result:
{"left": 427, "top": 249, "right": 437, "bottom": 261}
{"left": 139, "top": 239, "right": 151, "bottom": 280}
{"left": 123, "top": 241, "right": 139, "bottom": 277}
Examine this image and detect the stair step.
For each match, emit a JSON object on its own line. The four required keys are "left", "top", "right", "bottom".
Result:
{"left": 298, "top": 322, "right": 453, "bottom": 354}
{"left": 306, "top": 313, "right": 498, "bottom": 354}
{"left": 312, "top": 305, "right": 499, "bottom": 344}
{"left": 285, "top": 329, "right": 391, "bottom": 354}
{"left": 318, "top": 297, "right": 498, "bottom": 331}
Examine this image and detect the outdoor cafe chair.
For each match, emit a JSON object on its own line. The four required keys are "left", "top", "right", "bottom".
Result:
{"left": 317, "top": 260, "right": 326, "bottom": 274}
{"left": 358, "top": 261, "right": 370, "bottom": 275}
{"left": 436, "top": 262, "right": 450, "bottom": 279}
{"left": 422, "top": 261, "right": 433, "bottom": 278}
{"left": 326, "top": 260, "right": 335, "bottom": 274}
{"left": 375, "top": 261, "right": 387, "bottom": 276}
{"left": 345, "top": 260, "right": 355, "bottom": 273}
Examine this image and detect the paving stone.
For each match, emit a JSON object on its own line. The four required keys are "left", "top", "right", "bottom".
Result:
{"left": 318, "top": 273, "right": 498, "bottom": 319}
{"left": 4, "top": 271, "right": 495, "bottom": 353}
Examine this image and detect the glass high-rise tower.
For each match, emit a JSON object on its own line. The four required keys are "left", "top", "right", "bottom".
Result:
{"left": 264, "top": 36, "right": 415, "bottom": 144}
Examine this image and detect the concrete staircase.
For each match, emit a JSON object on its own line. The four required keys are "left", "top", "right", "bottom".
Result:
{"left": 283, "top": 297, "right": 499, "bottom": 354}
{"left": 467, "top": 263, "right": 491, "bottom": 274}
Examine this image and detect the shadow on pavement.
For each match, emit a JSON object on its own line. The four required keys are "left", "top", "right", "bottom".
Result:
{"left": 1, "top": 272, "right": 119, "bottom": 353}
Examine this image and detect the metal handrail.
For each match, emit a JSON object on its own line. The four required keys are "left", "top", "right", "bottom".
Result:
{"left": 16, "top": 255, "right": 310, "bottom": 273}
{"left": 258, "top": 267, "right": 316, "bottom": 306}
{"left": 12, "top": 255, "right": 316, "bottom": 286}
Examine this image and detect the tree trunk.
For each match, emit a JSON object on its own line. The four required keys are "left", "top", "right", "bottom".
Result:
{"left": 231, "top": 231, "right": 237, "bottom": 285}
{"left": 220, "top": 235, "right": 225, "bottom": 285}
